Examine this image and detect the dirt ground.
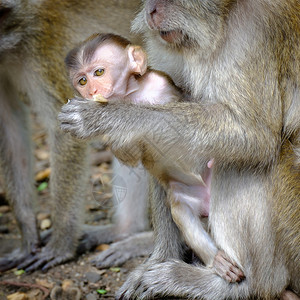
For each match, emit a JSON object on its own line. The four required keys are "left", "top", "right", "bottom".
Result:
{"left": 0, "top": 115, "right": 147, "bottom": 300}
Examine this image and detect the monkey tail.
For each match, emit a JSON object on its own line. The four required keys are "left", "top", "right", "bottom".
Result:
{"left": 146, "top": 260, "right": 279, "bottom": 300}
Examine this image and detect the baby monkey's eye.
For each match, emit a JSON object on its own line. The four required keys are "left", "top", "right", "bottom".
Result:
{"left": 79, "top": 77, "right": 87, "bottom": 86}
{"left": 94, "top": 68, "right": 105, "bottom": 76}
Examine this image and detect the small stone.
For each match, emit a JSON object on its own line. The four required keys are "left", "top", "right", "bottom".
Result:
{"left": 53, "top": 272, "right": 61, "bottom": 278}
{"left": 35, "top": 149, "right": 50, "bottom": 161}
{"left": 85, "top": 293, "right": 98, "bottom": 300}
{"left": 40, "top": 218, "right": 51, "bottom": 230}
{"left": 85, "top": 271, "right": 101, "bottom": 283}
{"left": 0, "top": 205, "right": 10, "bottom": 213}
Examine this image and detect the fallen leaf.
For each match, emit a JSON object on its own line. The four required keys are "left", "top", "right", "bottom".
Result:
{"left": 35, "top": 168, "right": 51, "bottom": 182}
{"left": 37, "top": 182, "right": 48, "bottom": 192}
{"left": 96, "top": 289, "right": 107, "bottom": 295}
{"left": 110, "top": 267, "right": 120, "bottom": 273}
{"left": 14, "top": 270, "right": 25, "bottom": 276}
{"left": 35, "top": 278, "right": 54, "bottom": 289}
{"left": 95, "top": 244, "right": 110, "bottom": 252}
{"left": 7, "top": 292, "right": 27, "bottom": 300}
{"left": 26, "top": 289, "right": 43, "bottom": 300}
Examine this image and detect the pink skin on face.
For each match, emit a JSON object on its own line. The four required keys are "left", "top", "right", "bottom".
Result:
{"left": 72, "top": 42, "right": 178, "bottom": 105}
{"left": 73, "top": 43, "right": 131, "bottom": 100}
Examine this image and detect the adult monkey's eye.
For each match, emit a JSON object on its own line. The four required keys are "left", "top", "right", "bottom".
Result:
{"left": 94, "top": 68, "right": 104, "bottom": 76}
{"left": 79, "top": 77, "right": 87, "bottom": 85}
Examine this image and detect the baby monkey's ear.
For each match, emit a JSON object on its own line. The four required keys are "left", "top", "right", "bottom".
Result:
{"left": 127, "top": 45, "right": 148, "bottom": 76}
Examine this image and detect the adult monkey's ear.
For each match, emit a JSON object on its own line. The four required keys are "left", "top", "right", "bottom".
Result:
{"left": 127, "top": 45, "right": 148, "bottom": 76}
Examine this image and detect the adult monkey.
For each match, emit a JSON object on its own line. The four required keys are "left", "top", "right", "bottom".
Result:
{"left": 59, "top": 0, "right": 300, "bottom": 299}
{"left": 0, "top": 0, "right": 153, "bottom": 272}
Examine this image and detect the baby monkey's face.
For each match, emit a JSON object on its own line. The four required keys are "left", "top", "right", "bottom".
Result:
{"left": 72, "top": 43, "right": 128, "bottom": 100}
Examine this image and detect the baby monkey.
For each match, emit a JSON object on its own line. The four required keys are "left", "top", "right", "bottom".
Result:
{"left": 66, "top": 33, "right": 179, "bottom": 104}
{"left": 65, "top": 33, "right": 244, "bottom": 283}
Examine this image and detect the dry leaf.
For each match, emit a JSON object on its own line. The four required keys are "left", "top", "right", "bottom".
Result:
{"left": 7, "top": 292, "right": 28, "bottom": 300}
{"left": 62, "top": 279, "right": 74, "bottom": 291}
{"left": 35, "top": 168, "right": 51, "bottom": 181}
{"left": 35, "top": 278, "right": 54, "bottom": 289}
{"left": 26, "top": 289, "right": 43, "bottom": 300}
{"left": 95, "top": 244, "right": 110, "bottom": 252}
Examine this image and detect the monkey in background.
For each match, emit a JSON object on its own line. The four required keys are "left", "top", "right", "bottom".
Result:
{"left": 0, "top": 0, "right": 154, "bottom": 273}
{"left": 64, "top": 32, "right": 244, "bottom": 282}
{"left": 59, "top": 0, "right": 300, "bottom": 299}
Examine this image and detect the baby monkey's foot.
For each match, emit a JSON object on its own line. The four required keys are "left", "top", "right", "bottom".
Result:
{"left": 213, "top": 250, "right": 245, "bottom": 283}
